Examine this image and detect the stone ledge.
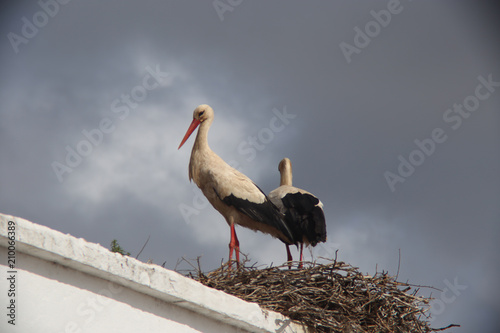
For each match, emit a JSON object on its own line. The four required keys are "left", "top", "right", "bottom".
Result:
{"left": 0, "top": 213, "right": 308, "bottom": 333}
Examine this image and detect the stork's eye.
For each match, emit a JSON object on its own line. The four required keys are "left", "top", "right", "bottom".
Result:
{"left": 199, "top": 110, "right": 205, "bottom": 117}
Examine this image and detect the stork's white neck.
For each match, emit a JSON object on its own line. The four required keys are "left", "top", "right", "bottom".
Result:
{"left": 280, "top": 166, "right": 293, "bottom": 186}
{"left": 193, "top": 118, "right": 213, "bottom": 153}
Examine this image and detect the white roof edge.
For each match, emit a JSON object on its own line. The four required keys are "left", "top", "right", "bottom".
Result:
{"left": 0, "top": 213, "right": 308, "bottom": 333}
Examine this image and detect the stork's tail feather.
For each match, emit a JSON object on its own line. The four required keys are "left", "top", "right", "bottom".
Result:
{"left": 281, "top": 192, "right": 327, "bottom": 246}
{"left": 307, "top": 206, "right": 327, "bottom": 246}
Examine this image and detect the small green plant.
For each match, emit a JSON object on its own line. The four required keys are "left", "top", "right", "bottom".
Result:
{"left": 110, "top": 239, "right": 130, "bottom": 256}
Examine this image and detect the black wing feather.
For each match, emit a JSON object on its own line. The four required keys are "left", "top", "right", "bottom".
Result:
{"left": 214, "top": 185, "right": 296, "bottom": 244}
{"left": 281, "top": 192, "right": 327, "bottom": 246}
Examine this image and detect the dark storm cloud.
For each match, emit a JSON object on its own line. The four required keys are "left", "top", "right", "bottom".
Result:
{"left": 1, "top": 1, "right": 499, "bottom": 331}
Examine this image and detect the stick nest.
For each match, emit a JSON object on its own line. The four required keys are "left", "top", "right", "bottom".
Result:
{"left": 183, "top": 258, "right": 457, "bottom": 333}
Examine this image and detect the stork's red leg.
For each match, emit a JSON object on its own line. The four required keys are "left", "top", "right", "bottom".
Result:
{"left": 229, "top": 223, "right": 235, "bottom": 261}
{"left": 229, "top": 223, "right": 240, "bottom": 268}
{"left": 298, "top": 243, "right": 304, "bottom": 269}
{"left": 234, "top": 227, "right": 240, "bottom": 265}
{"left": 286, "top": 244, "right": 293, "bottom": 269}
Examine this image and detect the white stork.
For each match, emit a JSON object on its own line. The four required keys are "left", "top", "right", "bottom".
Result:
{"left": 269, "top": 158, "right": 327, "bottom": 268}
{"left": 178, "top": 105, "right": 296, "bottom": 266}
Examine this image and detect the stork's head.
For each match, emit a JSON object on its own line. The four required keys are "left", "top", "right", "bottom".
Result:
{"left": 178, "top": 104, "right": 214, "bottom": 149}
{"left": 278, "top": 157, "right": 292, "bottom": 173}
{"left": 278, "top": 157, "right": 293, "bottom": 186}
{"left": 193, "top": 104, "right": 213, "bottom": 123}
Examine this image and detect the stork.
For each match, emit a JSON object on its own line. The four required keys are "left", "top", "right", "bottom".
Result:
{"left": 269, "top": 158, "right": 327, "bottom": 268}
{"left": 178, "top": 105, "right": 296, "bottom": 266}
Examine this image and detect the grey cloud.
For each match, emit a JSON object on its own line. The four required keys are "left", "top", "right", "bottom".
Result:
{"left": 1, "top": 1, "right": 499, "bottom": 331}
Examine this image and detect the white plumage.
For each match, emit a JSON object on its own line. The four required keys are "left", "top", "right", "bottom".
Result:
{"left": 178, "top": 105, "right": 295, "bottom": 265}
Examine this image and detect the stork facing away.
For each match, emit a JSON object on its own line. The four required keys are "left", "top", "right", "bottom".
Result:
{"left": 269, "top": 158, "right": 327, "bottom": 268}
{"left": 178, "top": 105, "right": 296, "bottom": 266}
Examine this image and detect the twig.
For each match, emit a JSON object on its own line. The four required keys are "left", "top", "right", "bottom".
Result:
{"left": 431, "top": 324, "right": 461, "bottom": 331}
{"left": 135, "top": 235, "right": 151, "bottom": 260}
{"left": 396, "top": 248, "right": 401, "bottom": 281}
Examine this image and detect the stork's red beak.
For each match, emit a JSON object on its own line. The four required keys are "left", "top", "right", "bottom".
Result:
{"left": 178, "top": 119, "right": 201, "bottom": 149}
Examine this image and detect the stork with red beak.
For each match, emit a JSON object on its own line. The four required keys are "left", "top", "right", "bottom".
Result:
{"left": 269, "top": 158, "right": 327, "bottom": 268}
{"left": 178, "top": 105, "right": 296, "bottom": 266}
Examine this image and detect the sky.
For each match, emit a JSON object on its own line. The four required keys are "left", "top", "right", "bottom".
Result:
{"left": 1, "top": 1, "right": 499, "bottom": 331}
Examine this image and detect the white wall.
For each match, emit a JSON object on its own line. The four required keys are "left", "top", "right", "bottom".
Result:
{"left": 0, "top": 213, "right": 308, "bottom": 333}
